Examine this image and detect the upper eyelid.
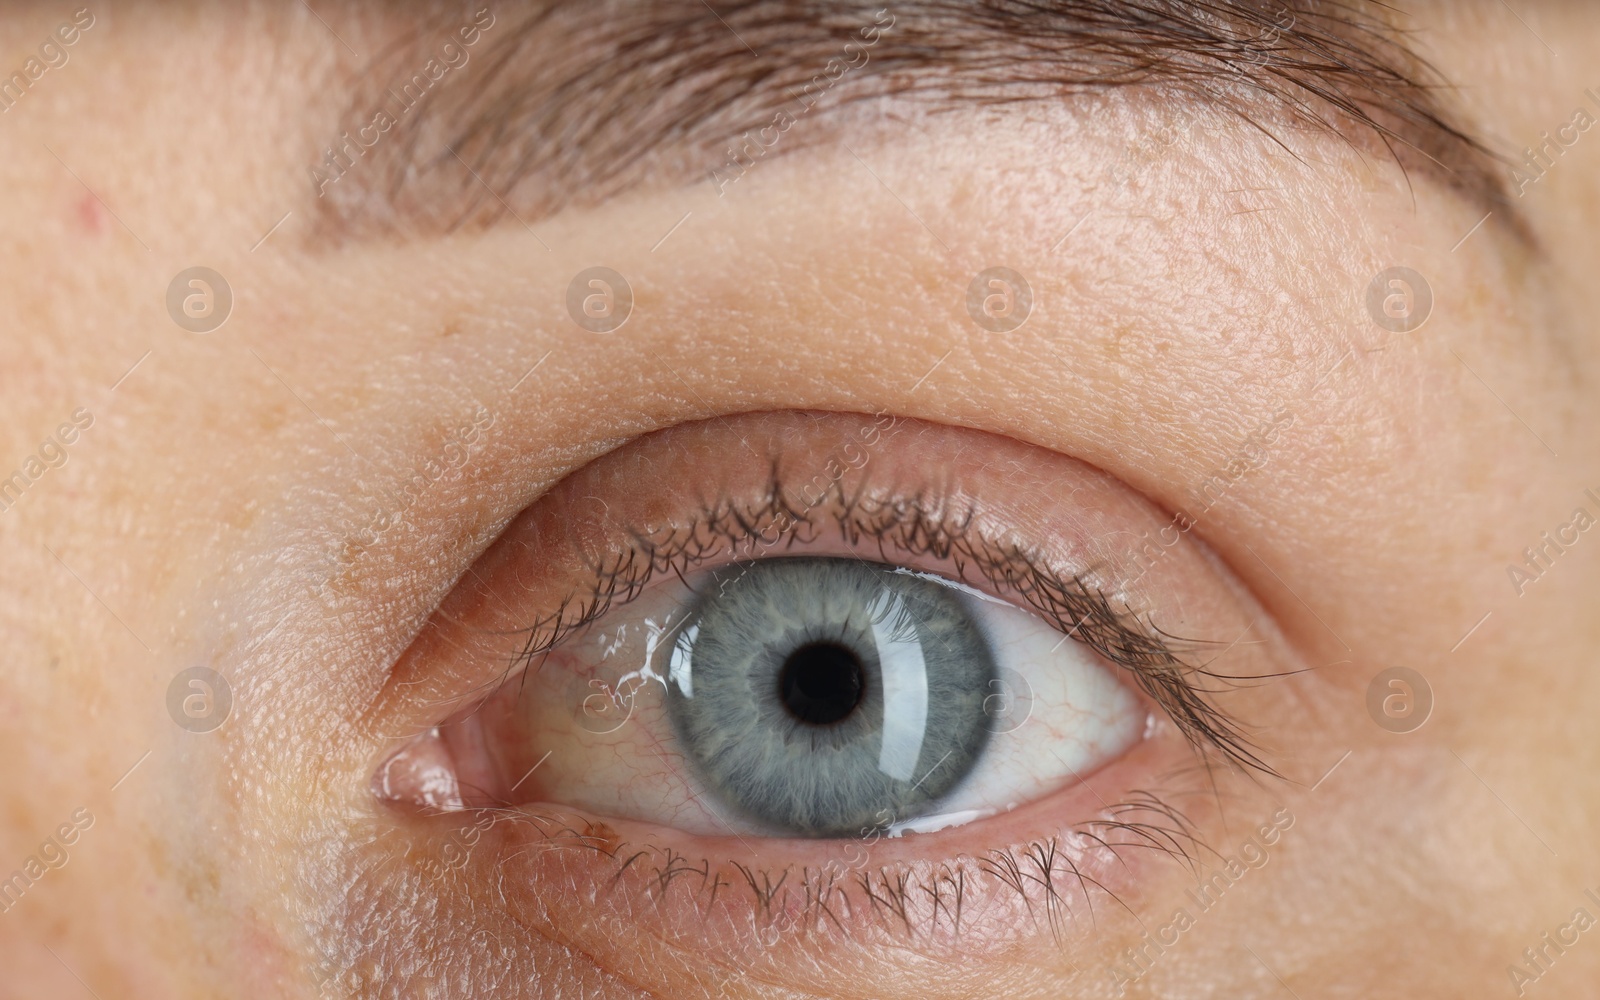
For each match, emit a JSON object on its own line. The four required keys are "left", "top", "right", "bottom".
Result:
{"left": 499, "top": 469, "right": 1276, "bottom": 781}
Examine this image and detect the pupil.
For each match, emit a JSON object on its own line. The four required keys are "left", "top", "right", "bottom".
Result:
{"left": 778, "top": 642, "right": 865, "bottom": 726}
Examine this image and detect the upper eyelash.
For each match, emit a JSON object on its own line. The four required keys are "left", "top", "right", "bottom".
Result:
{"left": 503, "top": 461, "right": 1278, "bottom": 781}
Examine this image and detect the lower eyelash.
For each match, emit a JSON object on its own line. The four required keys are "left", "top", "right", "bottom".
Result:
{"left": 504, "top": 462, "right": 1276, "bottom": 780}
{"left": 415, "top": 787, "right": 1216, "bottom": 949}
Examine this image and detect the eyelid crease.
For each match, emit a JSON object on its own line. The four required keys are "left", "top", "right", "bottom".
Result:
{"left": 499, "top": 461, "right": 1279, "bottom": 782}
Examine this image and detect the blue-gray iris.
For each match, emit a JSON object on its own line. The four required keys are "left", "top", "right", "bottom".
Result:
{"left": 665, "top": 557, "right": 997, "bottom": 837}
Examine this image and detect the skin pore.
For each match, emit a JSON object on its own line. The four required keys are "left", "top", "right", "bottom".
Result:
{"left": 1, "top": 2, "right": 1599, "bottom": 997}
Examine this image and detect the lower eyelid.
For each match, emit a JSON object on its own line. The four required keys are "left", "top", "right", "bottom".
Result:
{"left": 392, "top": 736, "right": 1222, "bottom": 981}
{"left": 341, "top": 736, "right": 1255, "bottom": 1000}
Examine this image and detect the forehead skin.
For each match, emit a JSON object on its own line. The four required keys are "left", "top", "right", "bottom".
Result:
{"left": 0, "top": 2, "right": 1597, "bottom": 998}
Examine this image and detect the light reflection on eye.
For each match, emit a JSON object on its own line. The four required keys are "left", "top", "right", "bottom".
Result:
{"left": 445, "top": 552, "right": 1144, "bottom": 839}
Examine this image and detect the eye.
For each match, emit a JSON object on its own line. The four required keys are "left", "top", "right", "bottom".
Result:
{"left": 398, "top": 553, "right": 1144, "bottom": 839}
{"left": 368, "top": 410, "right": 1278, "bottom": 945}
{"left": 667, "top": 558, "right": 1143, "bottom": 837}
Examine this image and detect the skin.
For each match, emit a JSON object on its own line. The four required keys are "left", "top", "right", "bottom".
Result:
{"left": 0, "top": 2, "right": 1597, "bottom": 997}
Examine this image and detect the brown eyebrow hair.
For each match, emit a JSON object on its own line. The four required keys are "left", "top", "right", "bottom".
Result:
{"left": 310, "top": 0, "right": 1523, "bottom": 242}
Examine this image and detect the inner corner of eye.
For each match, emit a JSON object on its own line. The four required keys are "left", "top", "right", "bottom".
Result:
{"left": 371, "top": 726, "right": 466, "bottom": 814}
{"left": 416, "top": 550, "right": 1149, "bottom": 842}
{"left": 370, "top": 706, "right": 504, "bottom": 817}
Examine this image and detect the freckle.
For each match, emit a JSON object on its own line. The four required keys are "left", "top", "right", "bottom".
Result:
{"left": 1104, "top": 323, "right": 1135, "bottom": 359}
{"left": 257, "top": 401, "right": 288, "bottom": 434}
{"left": 74, "top": 192, "right": 106, "bottom": 236}
{"left": 582, "top": 819, "right": 620, "bottom": 855}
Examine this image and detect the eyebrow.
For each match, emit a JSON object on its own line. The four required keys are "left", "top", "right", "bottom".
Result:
{"left": 309, "top": 1, "right": 1524, "bottom": 242}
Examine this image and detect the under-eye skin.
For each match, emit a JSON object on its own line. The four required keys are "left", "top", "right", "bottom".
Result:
{"left": 371, "top": 411, "right": 1289, "bottom": 943}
